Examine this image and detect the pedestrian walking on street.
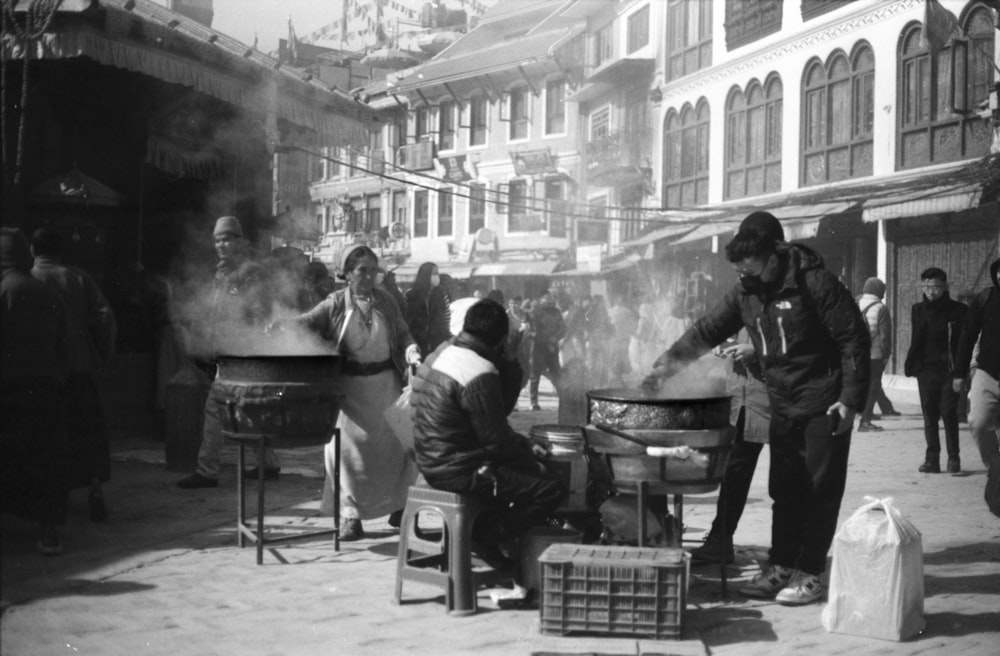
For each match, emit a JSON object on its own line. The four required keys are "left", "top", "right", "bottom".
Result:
{"left": 176, "top": 216, "right": 280, "bottom": 489}
{"left": 1, "top": 227, "right": 70, "bottom": 555}
{"left": 856, "top": 276, "right": 899, "bottom": 431}
{"left": 528, "top": 292, "right": 565, "bottom": 411}
{"left": 952, "top": 257, "right": 1000, "bottom": 514}
{"left": 643, "top": 210, "right": 870, "bottom": 606}
{"left": 405, "top": 261, "right": 451, "bottom": 358}
{"left": 905, "top": 267, "right": 967, "bottom": 474}
{"left": 30, "top": 227, "right": 117, "bottom": 521}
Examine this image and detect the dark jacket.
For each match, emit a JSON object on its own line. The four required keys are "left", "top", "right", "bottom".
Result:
{"left": 904, "top": 291, "right": 967, "bottom": 377}
{"left": 32, "top": 256, "right": 117, "bottom": 374}
{"left": 405, "top": 285, "right": 452, "bottom": 356}
{"left": 296, "top": 286, "right": 414, "bottom": 378}
{"left": 953, "top": 257, "right": 1000, "bottom": 381}
{"left": 1, "top": 267, "right": 68, "bottom": 384}
{"left": 411, "top": 332, "right": 536, "bottom": 484}
{"left": 657, "top": 242, "right": 870, "bottom": 418}
{"left": 531, "top": 303, "right": 566, "bottom": 353}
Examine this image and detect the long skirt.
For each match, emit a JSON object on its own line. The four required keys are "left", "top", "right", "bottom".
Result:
{"left": 320, "top": 369, "right": 417, "bottom": 520}
{"left": 65, "top": 373, "right": 111, "bottom": 489}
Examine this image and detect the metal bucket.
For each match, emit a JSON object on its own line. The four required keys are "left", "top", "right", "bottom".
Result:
{"left": 530, "top": 424, "right": 587, "bottom": 511}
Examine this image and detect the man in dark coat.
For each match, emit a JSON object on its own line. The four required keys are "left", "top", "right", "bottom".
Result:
{"left": 177, "top": 216, "right": 279, "bottom": 488}
{"left": 31, "top": 227, "right": 117, "bottom": 521}
{"left": 644, "top": 211, "right": 870, "bottom": 606}
{"left": 1, "top": 227, "right": 69, "bottom": 554}
{"left": 411, "top": 299, "right": 566, "bottom": 576}
{"left": 528, "top": 292, "right": 565, "bottom": 411}
{"left": 904, "top": 267, "right": 968, "bottom": 474}
{"left": 952, "top": 257, "right": 999, "bottom": 514}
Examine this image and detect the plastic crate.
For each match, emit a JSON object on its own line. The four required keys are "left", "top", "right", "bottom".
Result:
{"left": 538, "top": 544, "right": 686, "bottom": 640}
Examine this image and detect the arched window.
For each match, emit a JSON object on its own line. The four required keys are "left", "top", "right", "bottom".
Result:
{"left": 802, "top": 45, "right": 874, "bottom": 185}
{"left": 662, "top": 100, "right": 710, "bottom": 208}
{"left": 898, "top": 6, "right": 995, "bottom": 169}
{"left": 725, "top": 76, "right": 782, "bottom": 199}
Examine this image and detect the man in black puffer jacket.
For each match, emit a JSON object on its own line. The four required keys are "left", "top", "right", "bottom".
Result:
{"left": 411, "top": 299, "right": 566, "bottom": 568}
{"left": 905, "top": 267, "right": 967, "bottom": 474}
{"left": 644, "top": 211, "right": 870, "bottom": 607}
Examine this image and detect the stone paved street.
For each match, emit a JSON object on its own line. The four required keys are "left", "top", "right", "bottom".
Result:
{"left": 2, "top": 381, "right": 998, "bottom": 655}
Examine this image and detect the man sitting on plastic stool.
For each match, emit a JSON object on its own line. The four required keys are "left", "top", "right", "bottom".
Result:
{"left": 410, "top": 299, "right": 567, "bottom": 605}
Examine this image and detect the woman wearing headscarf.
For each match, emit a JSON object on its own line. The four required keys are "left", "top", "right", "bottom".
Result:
{"left": 287, "top": 245, "right": 421, "bottom": 540}
{"left": 404, "top": 261, "right": 452, "bottom": 358}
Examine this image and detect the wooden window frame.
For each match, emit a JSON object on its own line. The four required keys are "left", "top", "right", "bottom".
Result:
{"left": 666, "top": 0, "right": 712, "bottom": 82}
{"left": 662, "top": 101, "right": 711, "bottom": 207}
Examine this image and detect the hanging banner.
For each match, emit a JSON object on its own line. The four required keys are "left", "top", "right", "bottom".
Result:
{"left": 436, "top": 154, "right": 472, "bottom": 182}
{"left": 511, "top": 149, "right": 556, "bottom": 176}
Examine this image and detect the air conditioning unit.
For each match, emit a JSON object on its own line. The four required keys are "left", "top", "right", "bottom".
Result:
{"left": 398, "top": 141, "right": 435, "bottom": 170}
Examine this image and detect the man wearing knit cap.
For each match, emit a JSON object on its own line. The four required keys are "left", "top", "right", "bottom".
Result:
{"left": 644, "top": 210, "right": 870, "bottom": 606}
{"left": 177, "top": 216, "right": 279, "bottom": 489}
{"left": 857, "top": 277, "right": 899, "bottom": 431}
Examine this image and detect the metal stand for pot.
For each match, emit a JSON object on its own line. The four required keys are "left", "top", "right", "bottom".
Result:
{"left": 627, "top": 479, "right": 729, "bottom": 596}
{"left": 223, "top": 400, "right": 340, "bottom": 565}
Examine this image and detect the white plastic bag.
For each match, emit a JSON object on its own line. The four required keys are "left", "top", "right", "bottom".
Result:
{"left": 821, "top": 496, "right": 925, "bottom": 641}
{"left": 383, "top": 385, "right": 414, "bottom": 453}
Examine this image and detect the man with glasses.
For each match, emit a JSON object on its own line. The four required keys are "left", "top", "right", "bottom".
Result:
{"left": 643, "top": 211, "right": 870, "bottom": 606}
{"left": 904, "top": 267, "right": 968, "bottom": 474}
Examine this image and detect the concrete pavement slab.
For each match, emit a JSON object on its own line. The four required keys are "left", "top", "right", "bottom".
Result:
{"left": 3, "top": 383, "right": 999, "bottom": 655}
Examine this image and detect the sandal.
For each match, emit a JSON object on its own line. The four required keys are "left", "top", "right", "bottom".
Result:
{"left": 88, "top": 488, "right": 108, "bottom": 522}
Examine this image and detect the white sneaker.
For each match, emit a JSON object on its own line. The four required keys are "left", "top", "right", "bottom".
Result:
{"left": 775, "top": 571, "right": 823, "bottom": 606}
{"left": 739, "top": 562, "right": 794, "bottom": 598}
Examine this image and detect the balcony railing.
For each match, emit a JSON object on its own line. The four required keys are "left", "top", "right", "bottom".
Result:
{"left": 585, "top": 127, "right": 653, "bottom": 186}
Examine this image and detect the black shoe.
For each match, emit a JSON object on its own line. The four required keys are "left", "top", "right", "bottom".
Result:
{"left": 340, "top": 518, "right": 364, "bottom": 541}
{"left": 177, "top": 472, "right": 219, "bottom": 489}
{"left": 88, "top": 489, "right": 108, "bottom": 522}
{"left": 690, "top": 538, "right": 735, "bottom": 564}
{"left": 37, "top": 526, "right": 63, "bottom": 556}
{"left": 857, "top": 422, "right": 883, "bottom": 432}
{"left": 947, "top": 457, "right": 961, "bottom": 473}
{"left": 881, "top": 410, "right": 901, "bottom": 417}
{"left": 243, "top": 467, "right": 280, "bottom": 481}
{"left": 918, "top": 461, "right": 941, "bottom": 473}
{"left": 388, "top": 510, "right": 403, "bottom": 529}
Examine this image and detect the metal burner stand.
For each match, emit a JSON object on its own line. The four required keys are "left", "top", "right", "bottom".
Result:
{"left": 222, "top": 397, "right": 340, "bottom": 565}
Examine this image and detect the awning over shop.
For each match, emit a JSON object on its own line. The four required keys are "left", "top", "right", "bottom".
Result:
{"left": 862, "top": 182, "right": 984, "bottom": 222}
{"left": 770, "top": 201, "right": 855, "bottom": 239}
{"left": 670, "top": 220, "right": 743, "bottom": 246}
{"left": 620, "top": 221, "right": 701, "bottom": 248}
{"left": 3, "top": 0, "right": 371, "bottom": 147}
{"left": 553, "top": 252, "right": 642, "bottom": 277}
{"left": 391, "top": 262, "right": 475, "bottom": 283}
{"left": 473, "top": 260, "right": 562, "bottom": 277}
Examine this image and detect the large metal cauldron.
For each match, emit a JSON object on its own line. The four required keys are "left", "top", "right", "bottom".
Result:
{"left": 213, "top": 355, "right": 343, "bottom": 446}
{"left": 586, "top": 388, "right": 734, "bottom": 494}
{"left": 587, "top": 388, "right": 731, "bottom": 430}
